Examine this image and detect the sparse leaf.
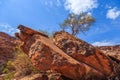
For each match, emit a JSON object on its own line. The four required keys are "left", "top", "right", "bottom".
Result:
{"left": 60, "top": 13, "right": 95, "bottom": 36}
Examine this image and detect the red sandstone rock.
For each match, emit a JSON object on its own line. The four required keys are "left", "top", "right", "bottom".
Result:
{"left": 0, "top": 32, "right": 17, "bottom": 71}
{"left": 15, "top": 25, "right": 120, "bottom": 80}
{"left": 97, "top": 45, "right": 120, "bottom": 61}
{"left": 53, "top": 31, "right": 120, "bottom": 78}
{"left": 16, "top": 25, "right": 106, "bottom": 80}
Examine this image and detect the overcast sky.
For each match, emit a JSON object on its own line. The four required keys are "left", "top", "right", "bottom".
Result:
{"left": 0, "top": 0, "right": 120, "bottom": 46}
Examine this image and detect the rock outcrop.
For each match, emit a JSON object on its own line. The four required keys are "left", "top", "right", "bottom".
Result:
{"left": 97, "top": 45, "right": 120, "bottom": 61}
{"left": 16, "top": 25, "right": 105, "bottom": 80}
{"left": 16, "top": 25, "right": 120, "bottom": 80}
{"left": 0, "top": 32, "right": 17, "bottom": 72}
{"left": 53, "top": 31, "right": 120, "bottom": 79}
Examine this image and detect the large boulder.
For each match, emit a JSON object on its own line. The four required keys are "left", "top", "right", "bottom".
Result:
{"left": 53, "top": 31, "right": 120, "bottom": 79}
{"left": 15, "top": 25, "right": 120, "bottom": 80}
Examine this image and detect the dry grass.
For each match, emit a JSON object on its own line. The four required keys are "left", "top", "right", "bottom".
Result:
{"left": 1, "top": 44, "right": 41, "bottom": 80}
{"left": 13, "top": 46, "right": 41, "bottom": 77}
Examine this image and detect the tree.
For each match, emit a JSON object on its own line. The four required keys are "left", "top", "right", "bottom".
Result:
{"left": 60, "top": 13, "right": 95, "bottom": 36}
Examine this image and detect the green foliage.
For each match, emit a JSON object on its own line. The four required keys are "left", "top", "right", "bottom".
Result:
{"left": 1, "top": 45, "right": 41, "bottom": 79}
{"left": 2, "top": 68, "right": 9, "bottom": 74}
{"left": 2, "top": 61, "right": 15, "bottom": 80}
{"left": 13, "top": 46, "right": 41, "bottom": 75}
{"left": 2, "top": 72, "right": 15, "bottom": 80}
{"left": 60, "top": 13, "right": 95, "bottom": 36}
{"left": 2, "top": 61, "right": 15, "bottom": 74}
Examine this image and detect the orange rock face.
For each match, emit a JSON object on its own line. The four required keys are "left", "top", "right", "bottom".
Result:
{"left": 53, "top": 31, "right": 119, "bottom": 76}
{"left": 16, "top": 25, "right": 120, "bottom": 80}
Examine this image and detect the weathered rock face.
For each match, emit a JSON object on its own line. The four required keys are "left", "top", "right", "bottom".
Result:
{"left": 0, "top": 32, "right": 17, "bottom": 72}
{"left": 16, "top": 25, "right": 120, "bottom": 80}
{"left": 16, "top": 25, "right": 106, "bottom": 80}
{"left": 53, "top": 31, "right": 95, "bottom": 56}
{"left": 97, "top": 45, "right": 120, "bottom": 60}
{"left": 53, "top": 31, "right": 120, "bottom": 78}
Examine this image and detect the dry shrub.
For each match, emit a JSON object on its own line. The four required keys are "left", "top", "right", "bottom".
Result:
{"left": 13, "top": 46, "right": 41, "bottom": 78}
